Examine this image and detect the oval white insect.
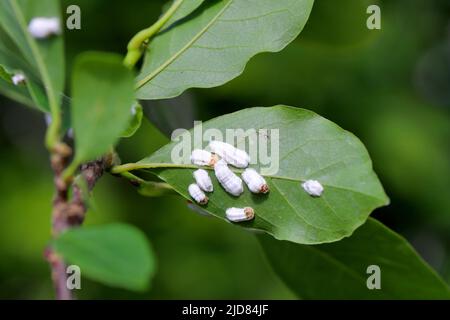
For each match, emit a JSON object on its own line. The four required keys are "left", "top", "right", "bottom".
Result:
{"left": 190, "top": 149, "right": 218, "bottom": 167}
{"left": 188, "top": 183, "right": 208, "bottom": 205}
{"left": 242, "top": 168, "right": 269, "bottom": 194}
{"left": 302, "top": 180, "right": 324, "bottom": 197}
{"left": 225, "top": 207, "right": 255, "bottom": 222}
{"left": 209, "top": 140, "right": 250, "bottom": 168}
{"left": 214, "top": 160, "right": 243, "bottom": 196}
{"left": 12, "top": 73, "right": 26, "bottom": 86}
{"left": 193, "top": 169, "right": 213, "bottom": 192}
{"left": 28, "top": 17, "right": 61, "bottom": 39}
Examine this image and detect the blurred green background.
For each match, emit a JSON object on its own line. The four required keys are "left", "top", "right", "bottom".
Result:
{"left": 0, "top": 0, "right": 449, "bottom": 299}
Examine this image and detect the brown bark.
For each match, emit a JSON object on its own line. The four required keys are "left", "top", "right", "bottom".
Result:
{"left": 45, "top": 144, "right": 111, "bottom": 300}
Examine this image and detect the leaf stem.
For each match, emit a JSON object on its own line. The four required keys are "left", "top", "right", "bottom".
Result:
{"left": 118, "top": 171, "right": 146, "bottom": 185}
{"left": 123, "top": 0, "right": 184, "bottom": 69}
{"left": 62, "top": 160, "right": 80, "bottom": 183}
{"left": 115, "top": 171, "right": 176, "bottom": 196}
{"left": 111, "top": 162, "right": 311, "bottom": 184}
{"left": 111, "top": 162, "right": 199, "bottom": 174}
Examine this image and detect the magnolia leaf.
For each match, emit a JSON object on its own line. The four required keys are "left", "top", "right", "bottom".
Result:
{"left": 137, "top": 0, "right": 314, "bottom": 99}
{"left": 0, "top": 65, "right": 13, "bottom": 83}
{"left": 259, "top": 218, "right": 450, "bottom": 299}
{"left": 123, "top": 106, "right": 389, "bottom": 245}
{"left": 122, "top": 103, "right": 143, "bottom": 138}
{"left": 53, "top": 223, "right": 156, "bottom": 292}
{"left": 0, "top": 0, "right": 65, "bottom": 110}
{"left": 0, "top": 27, "right": 49, "bottom": 111}
{"left": 71, "top": 52, "right": 135, "bottom": 164}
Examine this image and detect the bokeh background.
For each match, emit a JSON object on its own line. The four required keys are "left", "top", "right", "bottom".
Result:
{"left": 0, "top": 0, "right": 449, "bottom": 299}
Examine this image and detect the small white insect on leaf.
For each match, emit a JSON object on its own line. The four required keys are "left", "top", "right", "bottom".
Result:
{"left": 225, "top": 207, "right": 255, "bottom": 222}
{"left": 28, "top": 17, "right": 61, "bottom": 39}
{"left": 12, "top": 73, "right": 26, "bottom": 86}
{"left": 209, "top": 140, "right": 250, "bottom": 168}
{"left": 214, "top": 160, "right": 244, "bottom": 196}
{"left": 188, "top": 183, "right": 208, "bottom": 205}
{"left": 242, "top": 168, "right": 269, "bottom": 194}
{"left": 190, "top": 149, "right": 218, "bottom": 167}
{"left": 302, "top": 179, "right": 324, "bottom": 197}
{"left": 193, "top": 169, "right": 213, "bottom": 192}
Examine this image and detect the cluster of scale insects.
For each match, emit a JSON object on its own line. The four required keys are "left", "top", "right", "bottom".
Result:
{"left": 188, "top": 141, "right": 324, "bottom": 223}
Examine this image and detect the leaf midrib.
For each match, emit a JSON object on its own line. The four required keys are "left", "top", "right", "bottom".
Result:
{"left": 136, "top": 0, "right": 233, "bottom": 89}
{"left": 113, "top": 161, "right": 385, "bottom": 202}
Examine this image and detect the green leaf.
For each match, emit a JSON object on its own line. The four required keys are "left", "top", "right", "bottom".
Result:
{"left": 121, "top": 103, "right": 143, "bottom": 138}
{"left": 129, "top": 106, "right": 389, "bottom": 244}
{"left": 0, "top": 0, "right": 65, "bottom": 112}
{"left": 136, "top": 0, "right": 314, "bottom": 99}
{"left": 71, "top": 52, "right": 135, "bottom": 164}
{"left": 0, "top": 78, "right": 35, "bottom": 108}
{"left": 0, "top": 65, "right": 13, "bottom": 83}
{"left": 259, "top": 218, "right": 450, "bottom": 299}
{"left": 53, "top": 223, "right": 156, "bottom": 292}
{"left": 0, "top": 27, "right": 49, "bottom": 111}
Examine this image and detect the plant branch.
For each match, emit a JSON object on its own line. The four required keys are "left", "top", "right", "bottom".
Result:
{"left": 70, "top": 157, "right": 112, "bottom": 224}
{"left": 46, "top": 142, "right": 72, "bottom": 300}
{"left": 46, "top": 150, "right": 113, "bottom": 300}
{"left": 123, "top": 0, "right": 184, "bottom": 68}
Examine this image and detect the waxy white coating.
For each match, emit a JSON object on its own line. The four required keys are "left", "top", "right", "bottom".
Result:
{"left": 12, "top": 73, "right": 26, "bottom": 85}
{"left": 214, "top": 160, "right": 243, "bottom": 196}
{"left": 242, "top": 168, "right": 269, "bottom": 194}
{"left": 188, "top": 183, "right": 208, "bottom": 205}
{"left": 28, "top": 17, "right": 61, "bottom": 39}
{"left": 209, "top": 140, "right": 250, "bottom": 168}
{"left": 302, "top": 180, "right": 324, "bottom": 197}
{"left": 190, "top": 149, "right": 217, "bottom": 166}
{"left": 193, "top": 169, "right": 213, "bottom": 192}
{"left": 225, "top": 207, "right": 255, "bottom": 222}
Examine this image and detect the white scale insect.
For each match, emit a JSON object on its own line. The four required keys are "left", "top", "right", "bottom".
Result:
{"left": 214, "top": 160, "right": 243, "bottom": 196}
{"left": 28, "top": 17, "right": 61, "bottom": 39}
{"left": 242, "top": 168, "right": 269, "bottom": 194}
{"left": 302, "top": 180, "right": 324, "bottom": 197}
{"left": 193, "top": 169, "right": 213, "bottom": 192}
{"left": 190, "top": 149, "right": 218, "bottom": 167}
{"left": 226, "top": 207, "right": 255, "bottom": 222}
{"left": 188, "top": 183, "right": 208, "bottom": 205}
{"left": 209, "top": 141, "right": 250, "bottom": 168}
{"left": 12, "top": 73, "right": 26, "bottom": 86}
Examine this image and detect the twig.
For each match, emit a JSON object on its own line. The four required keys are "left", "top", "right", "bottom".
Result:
{"left": 46, "top": 147, "right": 112, "bottom": 300}
{"left": 46, "top": 142, "right": 73, "bottom": 300}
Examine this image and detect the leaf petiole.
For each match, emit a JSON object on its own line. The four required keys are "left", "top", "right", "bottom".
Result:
{"left": 123, "top": 0, "right": 184, "bottom": 69}
{"left": 62, "top": 160, "right": 80, "bottom": 182}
